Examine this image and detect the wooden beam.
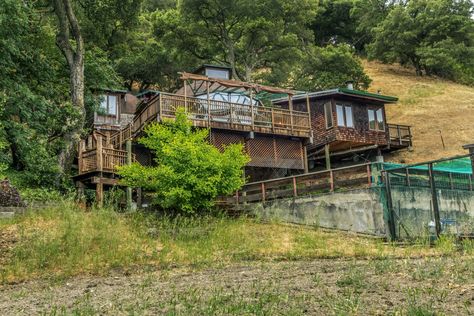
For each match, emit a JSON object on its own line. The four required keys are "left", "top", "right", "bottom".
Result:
{"left": 91, "top": 177, "right": 120, "bottom": 185}
{"left": 126, "top": 139, "right": 132, "bottom": 210}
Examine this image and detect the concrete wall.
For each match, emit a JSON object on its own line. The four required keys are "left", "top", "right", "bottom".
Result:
{"left": 390, "top": 186, "right": 474, "bottom": 237}
{"left": 246, "top": 188, "right": 387, "bottom": 236}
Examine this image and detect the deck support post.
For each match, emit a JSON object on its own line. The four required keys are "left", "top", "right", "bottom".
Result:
{"left": 96, "top": 182, "right": 103, "bottom": 208}
{"left": 137, "top": 187, "right": 142, "bottom": 209}
{"left": 324, "top": 144, "right": 331, "bottom": 170}
{"left": 126, "top": 139, "right": 133, "bottom": 210}
{"left": 303, "top": 145, "right": 309, "bottom": 173}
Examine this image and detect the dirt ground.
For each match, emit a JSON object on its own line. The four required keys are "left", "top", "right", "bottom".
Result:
{"left": 1, "top": 257, "right": 473, "bottom": 315}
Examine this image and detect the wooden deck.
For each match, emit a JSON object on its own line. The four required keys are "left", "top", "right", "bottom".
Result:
{"left": 130, "top": 93, "right": 312, "bottom": 140}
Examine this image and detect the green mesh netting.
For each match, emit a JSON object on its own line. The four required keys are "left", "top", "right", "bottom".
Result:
{"left": 383, "top": 157, "right": 473, "bottom": 174}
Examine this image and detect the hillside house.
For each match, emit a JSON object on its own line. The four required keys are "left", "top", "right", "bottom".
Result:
{"left": 75, "top": 66, "right": 412, "bottom": 204}
{"left": 74, "top": 65, "right": 313, "bottom": 203}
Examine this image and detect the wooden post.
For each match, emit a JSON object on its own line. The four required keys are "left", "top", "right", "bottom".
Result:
{"left": 449, "top": 172, "right": 454, "bottom": 190}
{"left": 96, "top": 135, "right": 103, "bottom": 172}
{"left": 367, "top": 164, "right": 372, "bottom": 186}
{"left": 271, "top": 109, "right": 275, "bottom": 133}
{"left": 292, "top": 177, "right": 297, "bottom": 197}
{"left": 230, "top": 102, "right": 234, "bottom": 127}
{"left": 428, "top": 163, "right": 442, "bottom": 237}
{"left": 261, "top": 183, "right": 266, "bottom": 202}
{"left": 96, "top": 182, "right": 103, "bottom": 208}
{"left": 76, "top": 181, "right": 85, "bottom": 202}
{"left": 184, "top": 79, "right": 188, "bottom": 113}
{"left": 469, "top": 174, "right": 473, "bottom": 191}
{"left": 250, "top": 89, "right": 254, "bottom": 130}
{"left": 137, "top": 187, "right": 142, "bottom": 208}
{"left": 405, "top": 168, "right": 411, "bottom": 187}
{"left": 324, "top": 144, "right": 331, "bottom": 170}
{"left": 159, "top": 93, "right": 163, "bottom": 121}
{"left": 397, "top": 125, "right": 402, "bottom": 145}
{"left": 78, "top": 140, "right": 85, "bottom": 175}
{"left": 235, "top": 190, "right": 239, "bottom": 205}
{"left": 329, "top": 170, "right": 334, "bottom": 192}
{"left": 303, "top": 145, "right": 309, "bottom": 173}
{"left": 306, "top": 93, "right": 311, "bottom": 133}
{"left": 126, "top": 140, "right": 132, "bottom": 210}
{"left": 206, "top": 81, "right": 211, "bottom": 126}
{"left": 288, "top": 94, "right": 294, "bottom": 133}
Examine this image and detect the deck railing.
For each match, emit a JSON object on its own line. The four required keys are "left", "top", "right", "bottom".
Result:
{"left": 387, "top": 124, "right": 412, "bottom": 148}
{"left": 132, "top": 93, "right": 312, "bottom": 138}
{"left": 221, "top": 163, "right": 374, "bottom": 205}
{"left": 78, "top": 147, "right": 135, "bottom": 174}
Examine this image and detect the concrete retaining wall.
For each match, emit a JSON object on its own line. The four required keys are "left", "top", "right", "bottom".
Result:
{"left": 390, "top": 186, "right": 474, "bottom": 237}
{"left": 245, "top": 188, "right": 387, "bottom": 236}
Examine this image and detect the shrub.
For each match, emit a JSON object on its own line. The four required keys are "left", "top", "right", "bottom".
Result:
{"left": 118, "top": 108, "right": 250, "bottom": 214}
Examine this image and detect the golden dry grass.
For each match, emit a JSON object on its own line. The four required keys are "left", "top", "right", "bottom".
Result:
{"left": 362, "top": 60, "right": 474, "bottom": 163}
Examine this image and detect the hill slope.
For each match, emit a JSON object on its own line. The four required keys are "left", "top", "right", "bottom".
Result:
{"left": 363, "top": 60, "right": 474, "bottom": 164}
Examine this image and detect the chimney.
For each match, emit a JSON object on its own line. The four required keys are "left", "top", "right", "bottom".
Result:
{"left": 345, "top": 81, "right": 354, "bottom": 90}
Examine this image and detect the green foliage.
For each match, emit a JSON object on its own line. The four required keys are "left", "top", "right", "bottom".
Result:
{"left": 368, "top": 0, "right": 474, "bottom": 84}
{"left": 291, "top": 44, "right": 372, "bottom": 90}
{"left": 118, "top": 109, "right": 249, "bottom": 214}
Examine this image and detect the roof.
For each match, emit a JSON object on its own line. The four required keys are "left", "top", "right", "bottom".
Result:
{"left": 273, "top": 88, "right": 398, "bottom": 104}
{"left": 96, "top": 88, "right": 128, "bottom": 94}
{"left": 180, "top": 72, "right": 295, "bottom": 95}
{"left": 135, "top": 90, "right": 162, "bottom": 98}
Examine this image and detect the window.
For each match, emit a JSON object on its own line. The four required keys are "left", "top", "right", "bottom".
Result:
{"left": 205, "top": 68, "right": 230, "bottom": 80}
{"left": 99, "top": 95, "right": 117, "bottom": 116}
{"left": 368, "top": 108, "right": 385, "bottom": 131}
{"left": 336, "top": 104, "right": 354, "bottom": 128}
{"left": 324, "top": 102, "right": 333, "bottom": 128}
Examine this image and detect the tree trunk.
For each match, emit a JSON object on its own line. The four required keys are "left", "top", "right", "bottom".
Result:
{"left": 52, "top": 0, "right": 85, "bottom": 181}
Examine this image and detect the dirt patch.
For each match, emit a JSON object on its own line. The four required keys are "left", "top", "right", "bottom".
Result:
{"left": 1, "top": 257, "right": 473, "bottom": 315}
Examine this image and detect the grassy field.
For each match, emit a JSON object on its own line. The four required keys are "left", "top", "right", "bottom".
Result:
{"left": 1, "top": 204, "right": 474, "bottom": 314}
{"left": 1, "top": 202, "right": 472, "bottom": 285}
{"left": 363, "top": 60, "right": 474, "bottom": 164}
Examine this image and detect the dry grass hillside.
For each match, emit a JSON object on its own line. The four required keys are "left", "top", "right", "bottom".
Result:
{"left": 362, "top": 60, "right": 474, "bottom": 163}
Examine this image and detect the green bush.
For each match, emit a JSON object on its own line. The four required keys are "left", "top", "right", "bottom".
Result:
{"left": 118, "top": 108, "right": 250, "bottom": 214}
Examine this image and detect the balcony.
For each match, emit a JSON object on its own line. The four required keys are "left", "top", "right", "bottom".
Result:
{"left": 387, "top": 124, "right": 412, "bottom": 149}
{"left": 132, "top": 93, "right": 312, "bottom": 139}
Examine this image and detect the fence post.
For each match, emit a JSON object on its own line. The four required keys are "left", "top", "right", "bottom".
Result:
{"left": 78, "top": 140, "right": 85, "bottom": 175}
{"left": 126, "top": 140, "right": 133, "bottom": 211}
{"left": 405, "top": 168, "right": 410, "bottom": 187}
{"left": 384, "top": 171, "right": 397, "bottom": 241}
{"left": 235, "top": 190, "right": 239, "bottom": 205}
{"left": 469, "top": 174, "right": 473, "bottom": 191}
{"left": 292, "top": 177, "right": 297, "bottom": 197}
{"left": 261, "top": 183, "right": 266, "bottom": 202}
{"left": 449, "top": 172, "right": 454, "bottom": 190}
{"left": 428, "top": 163, "right": 442, "bottom": 237}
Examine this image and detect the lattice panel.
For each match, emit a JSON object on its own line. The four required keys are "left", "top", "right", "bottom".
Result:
{"left": 210, "top": 131, "right": 245, "bottom": 151}
{"left": 246, "top": 136, "right": 304, "bottom": 170}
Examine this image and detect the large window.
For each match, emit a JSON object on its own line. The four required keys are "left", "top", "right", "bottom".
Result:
{"left": 99, "top": 95, "right": 117, "bottom": 116}
{"left": 368, "top": 108, "right": 384, "bottom": 131}
{"left": 324, "top": 102, "right": 333, "bottom": 128}
{"left": 336, "top": 104, "right": 354, "bottom": 128}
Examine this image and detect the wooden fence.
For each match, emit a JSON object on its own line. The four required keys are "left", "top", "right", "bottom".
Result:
{"left": 222, "top": 163, "right": 374, "bottom": 205}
